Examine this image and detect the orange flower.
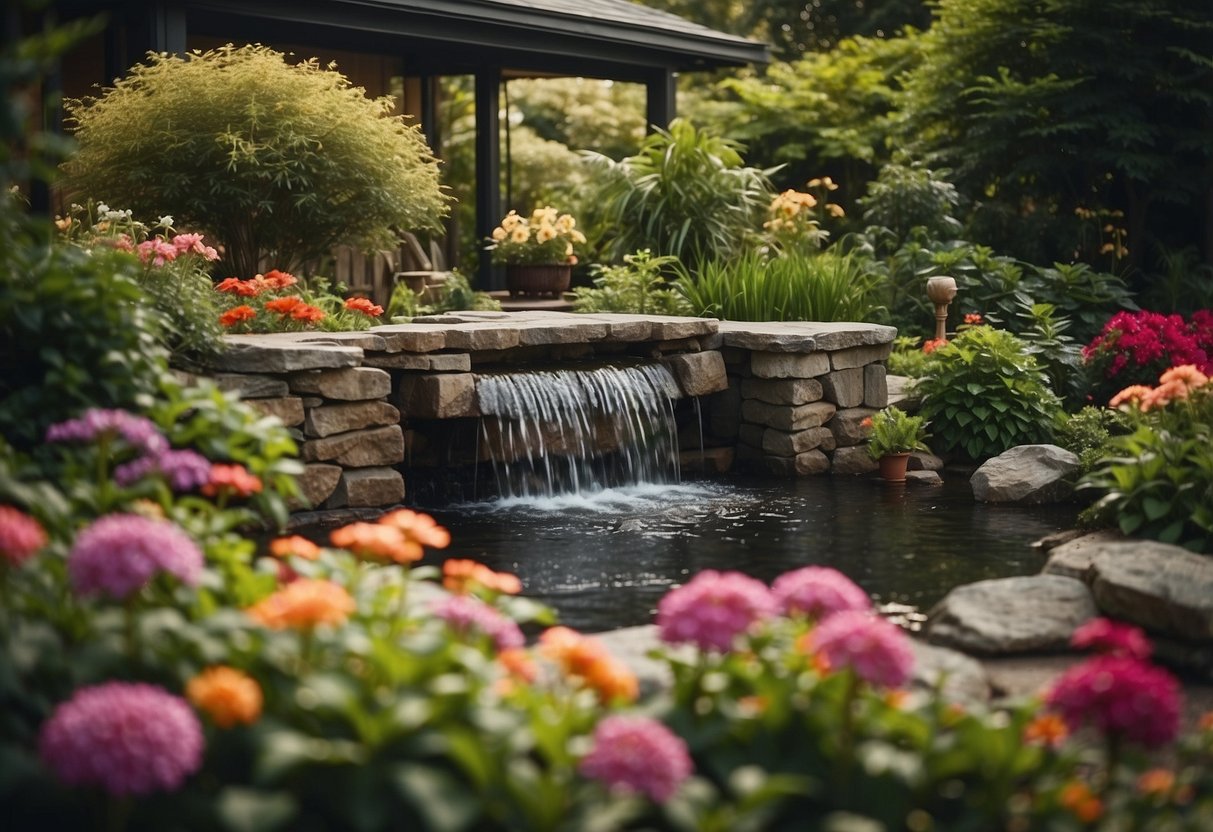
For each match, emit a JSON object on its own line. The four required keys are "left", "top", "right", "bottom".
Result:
{"left": 498, "top": 648, "right": 538, "bottom": 683}
{"left": 884, "top": 689, "right": 910, "bottom": 710}
{"left": 1158, "top": 364, "right": 1209, "bottom": 392}
{"left": 583, "top": 654, "right": 639, "bottom": 704}
{"left": 738, "top": 695, "right": 769, "bottom": 717}
{"left": 922, "top": 338, "right": 948, "bottom": 354}
{"left": 963, "top": 313, "right": 984, "bottom": 325}
{"left": 1136, "top": 768, "right": 1175, "bottom": 797}
{"left": 1109, "top": 384, "right": 1153, "bottom": 409}
{"left": 345, "top": 296, "right": 384, "bottom": 317}
{"left": 290, "top": 303, "right": 326, "bottom": 324}
{"left": 331, "top": 522, "right": 421, "bottom": 564}
{"left": 265, "top": 296, "right": 303, "bottom": 315}
{"left": 216, "top": 277, "right": 262, "bottom": 297}
{"left": 1198, "top": 710, "right": 1213, "bottom": 732}
{"left": 859, "top": 416, "right": 874, "bottom": 430}
{"left": 186, "top": 666, "right": 263, "bottom": 728}
{"left": 201, "top": 463, "right": 262, "bottom": 498}
{"left": 1142, "top": 379, "right": 1189, "bottom": 411}
{"left": 261, "top": 269, "right": 297, "bottom": 289}
{"left": 443, "top": 559, "right": 522, "bottom": 596}
{"left": 219, "top": 305, "right": 257, "bottom": 327}
{"left": 539, "top": 626, "right": 638, "bottom": 704}
{"left": 1023, "top": 712, "right": 1069, "bottom": 748}
{"left": 269, "top": 535, "right": 321, "bottom": 560}
{"left": 1059, "top": 781, "right": 1104, "bottom": 823}
{"left": 379, "top": 509, "right": 451, "bottom": 549}
{"left": 246, "top": 578, "right": 355, "bottom": 629}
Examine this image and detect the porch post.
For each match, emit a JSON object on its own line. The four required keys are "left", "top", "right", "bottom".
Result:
{"left": 474, "top": 66, "right": 502, "bottom": 290}
{"left": 644, "top": 67, "right": 676, "bottom": 131}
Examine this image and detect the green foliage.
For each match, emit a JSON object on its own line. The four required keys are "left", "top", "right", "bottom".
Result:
{"left": 857, "top": 155, "right": 962, "bottom": 248}
{"left": 914, "top": 326, "right": 1062, "bottom": 460}
{"left": 584, "top": 119, "right": 775, "bottom": 265}
{"left": 506, "top": 77, "right": 645, "bottom": 161}
{"left": 680, "top": 250, "right": 881, "bottom": 323}
{"left": 1055, "top": 406, "right": 1129, "bottom": 475}
{"left": 1081, "top": 383, "right": 1213, "bottom": 552}
{"left": 64, "top": 44, "right": 448, "bottom": 278}
{"left": 386, "top": 272, "right": 502, "bottom": 320}
{"left": 885, "top": 335, "right": 933, "bottom": 378}
{"left": 570, "top": 250, "right": 689, "bottom": 315}
{"left": 865, "top": 406, "right": 930, "bottom": 459}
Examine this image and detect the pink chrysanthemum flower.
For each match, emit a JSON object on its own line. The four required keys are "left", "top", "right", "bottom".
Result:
{"left": 39, "top": 682, "right": 204, "bottom": 796}
{"left": 807, "top": 610, "right": 914, "bottom": 689}
{"left": 771, "top": 566, "right": 870, "bottom": 620}
{"left": 656, "top": 569, "right": 776, "bottom": 652}
{"left": 432, "top": 595, "right": 524, "bottom": 651}
{"left": 170, "top": 233, "right": 219, "bottom": 261}
{"left": 1071, "top": 617, "right": 1152, "bottom": 660}
{"left": 68, "top": 514, "right": 203, "bottom": 600}
{"left": 578, "top": 715, "right": 692, "bottom": 803}
{"left": 0, "top": 505, "right": 47, "bottom": 566}
{"left": 1046, "top": 656, "right": 1181, "bottom": 749}
{"left": 46, "top": 409, "right": 168, "bottom": 456}
{"left": 114, "top": 449, "right": 213, "bottom": 492}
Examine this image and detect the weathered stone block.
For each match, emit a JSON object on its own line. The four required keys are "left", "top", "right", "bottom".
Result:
{"left": 294, "top": 463, "right": 342, "bottom": 509}
{"left": 302, "top": 425, "right": 405, "bottom": 467}
{"left": 645, "top": 316, "right": 717, "bottom": 341}
{"left": 369, "top": 324, "right": 448, "bottom": 353}
{"left": 290, "top": 367, "right": 392, "bottom": 401}
{"left": 1041, "top": 530, "right": 1125, "bottom": 580}
{"left": 213, "top": 373, "right": 289, "bottom": 398}
{"left": 443, "top": 325, "right": 521, "bottom": 351}
{"left": 1089, "top": 542, "right": 1213, "bottom": 640}
{"left": 830, "top": 445, "right": 878, "bottom": 474}
{"left": 765, "top": 449, "right": 830, "bottom": 477}
{"left": 750, "top": 351, "right": 830, "bottom": 379}
{"left": 864, "top": 364, "right": 888, "bottom": 408}
{"left": 362, "top": 352, "right": 471, "bottom": 372}
{"left": 212, "top": 339, "right": 362, "bottom": 373}
{"left": 664, "top": 351, "right": 727, "bottom": 397}
{"left": 247, "top": 396, "right": 304, "bottom": 427}
{"left": 326, "top": 467, "right": 406, "bottom": 509}
{"left": 740, "top": 377, "right": 823, "bottom": 406}
{"left": 821, "top": 368, "right": 864, "bottom": 407}
{"left": 762, "top": 426, "right": 835, "bottom": 457}
{"left": 741, "top": 399, "right": 836, "bottom": 431}
{"left": 305, "top": 401, "right": 401, "bottom": 438}
{"left": 830, "top": 343, "right": 893, "bottom": 370}
{"left": 829, "top": 406, "right": 878, "bottom": 447}
{"left": 401, "top": 373, "right": 478, "bottom": 419}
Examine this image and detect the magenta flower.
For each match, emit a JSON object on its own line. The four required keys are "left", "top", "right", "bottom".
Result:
{"left": 808, "top": 610, "right": 914, "bottom": 689}
{"left": 68, "top": 514, "right": 203, "bottom": 600}
{"left": 39, "top": 681, "right": 203, "bottom": 796}
{"left": 772, "top": 566, "right": 870, "bottom": 620}
{"left": 0, "top": 505, "right": 47, "bottom": 566}
{"left": 1046, "top": 655, "right": 1181, "bottom": 749}
{"left": 46, "top": 409, "right": 168, "bottom": 456}
{"left": 114, "top": 449, "right": 213, "bottom": 492}
{"left": 656, "top": 569, "right": 776, "bottom": 653}
{"left": 136, "top": 238, "right": 179, "bottom": 266}
{"left": 432, "top": 595, "right": 524, "bottom": 651}
{"left": 170, "top": 233, "right": 219, "bottom": 261}
{"left": 1071, "top": 617, "right": 1152, "bottom": 660}
{"left": 579, "top": 715, "right": 692, "bottom": 803}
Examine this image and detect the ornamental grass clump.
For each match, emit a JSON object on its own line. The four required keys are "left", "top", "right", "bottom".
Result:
{"left": 64, "top": 44, "right": 448, "bottom": 277}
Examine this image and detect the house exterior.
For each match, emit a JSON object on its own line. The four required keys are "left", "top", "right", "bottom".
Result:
{"left": 35, "top": 0, "right": 768, "bottom": 284}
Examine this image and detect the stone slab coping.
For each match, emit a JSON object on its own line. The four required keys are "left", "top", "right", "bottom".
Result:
{"left": 717, "top": 321, "right": 897, "bottom": 353}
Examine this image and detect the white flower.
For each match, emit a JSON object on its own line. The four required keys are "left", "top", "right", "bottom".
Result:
{"left": 157, "top": 215, "right": 174, "bottom": 228}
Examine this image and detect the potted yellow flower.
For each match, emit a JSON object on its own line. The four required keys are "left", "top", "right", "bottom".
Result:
{"left": 485, "top": 206, "right": 586, "bottom": 297}
{"left": 863, "top": 406, "right": 930, "bottom": 483}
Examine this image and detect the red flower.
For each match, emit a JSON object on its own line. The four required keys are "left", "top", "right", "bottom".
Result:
{"left": 345, "top": 297, "right": 383, "bottom": 317}
{"left": 201, "top": 464, "right": 263, "bottom": 499}
{"left": 219, "top": 305, "right": 257, "bottom": 327}
{"left": 963, "top": 313, "right": 984, "bottom": 325}
{"left": 216, "top": 278, "right": 261, "bottom": 297}
{"left": 261, "top": 269, "right": 297, "bottom": 289}
{"left": 265, "top": 296, "right": 303, "bottom": 315}
{"left": 922, "top": 338, "right": 948, "bottom": 354}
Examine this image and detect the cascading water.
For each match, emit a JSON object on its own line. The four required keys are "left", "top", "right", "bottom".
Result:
{"left": 475, "top": 363, "right": 682, "bottom": 499}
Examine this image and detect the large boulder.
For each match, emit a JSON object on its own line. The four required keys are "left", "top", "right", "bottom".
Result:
{"left": 1088, "top": 541, "right": 1213, "bottom": 641}
{"left": 909, "top": 640, "right": 990, "bottom": 705}
{"left": 1041, "top": 530, "right": 1126, "bottom": 580}
{"left": 926, "top": 575, "right": 1097, "bottom": 655}
{"left": 970, "top": 444, "right": 1080, "bottom": 504}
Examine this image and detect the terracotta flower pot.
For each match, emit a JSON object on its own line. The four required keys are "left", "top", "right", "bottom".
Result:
{"left": 506, "top": 263, "right": 572, "bottom": 298}
{"left": 878, "top": 452, "right": 911, "bottom": 483}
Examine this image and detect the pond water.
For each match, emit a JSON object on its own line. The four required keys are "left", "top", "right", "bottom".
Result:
{"left": 424, "top": 474, "right": 1078, "bottom": 633}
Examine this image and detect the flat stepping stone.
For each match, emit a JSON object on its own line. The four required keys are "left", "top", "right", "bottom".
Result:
{"left": 1089, "top": 542, "right": 1213, "bottom": 640}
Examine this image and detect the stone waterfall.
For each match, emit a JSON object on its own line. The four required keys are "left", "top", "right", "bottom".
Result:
{"left": 475, "top": 363, "right": 683, "bottom": 499}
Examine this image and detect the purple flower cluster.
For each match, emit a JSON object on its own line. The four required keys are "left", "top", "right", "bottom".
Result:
{"left": 432, "top": 595, "right": 524, "bottom": 651}
{"left": 809, "top": 610, "right": 914, "bottom": 689}
{"left": 1046, "top": 655, "right": 1181, "bottom": 749}
{"left": 46, "top": 409, "right": 168, "bottom": 456}
{"left": 1071, "top": 617, "right": 1152, "bottom": 660}
{"left": 578, "top": 715, "right": 693, "bottom": 803}
{"left": 39, "top": 681, "right": 204, "bottom": 796}
{"left": 772, "top": 566, "right": 871, "bottom": 620}
{"left": 656, "top": 570, "right": 776, "bottom": 653}
{"left": 114, "top": 448, "right": 213, "bottom": 492}
{"left": 69, "top": 514, "right": 203, "bottom": 600}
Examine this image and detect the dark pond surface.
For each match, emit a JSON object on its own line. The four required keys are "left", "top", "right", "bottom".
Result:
{"left": 424, "top": 474, "right": 1078, "bottom": 633}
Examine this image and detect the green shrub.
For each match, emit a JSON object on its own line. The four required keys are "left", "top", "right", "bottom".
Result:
{"left": 583, "top": 119, "right": 774, "bottom": 265}
{"left": 570, "top": 250, "right": 688, "bottom": 315}
{"left": 1081, "top": 371, "right": 1213, "bottom": 552}
{"left": 1055, "top": 406, "right": 1129, "bottom": 475}
{"left": 64, "top": 44, "right": 448, "bottom": 277}
{"left": 386, "top": 271, "right": 502, "bottom": 320}
{"left": 885, "top": 335, "right": 934, "bottom": 378}
{"left": 679, "top": 250, "right": 880, "bottom": 322}
{"left": 914, "top": 326, "right": 1062, "bottom": 460}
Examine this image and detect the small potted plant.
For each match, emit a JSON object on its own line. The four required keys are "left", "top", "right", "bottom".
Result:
{"left": 864, "top": 406, "right": 930, "bottom": 483}
{"left": 485, "top": 206, "right": 586, "bottom": 297}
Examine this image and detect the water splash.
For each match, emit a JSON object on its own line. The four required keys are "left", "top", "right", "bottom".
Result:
{"left": 476, "top": 363, "right": 681, "bottom": 499}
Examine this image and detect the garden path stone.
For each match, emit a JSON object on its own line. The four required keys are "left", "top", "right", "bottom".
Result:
{"left": 1088, "top": 542, "right": 1213, "bottom": 640}
{"left": 970, "top": 444, "right": 1080, "bottom": 503}
{"left": 926, "top": 575, "right": 1097, "bottom": 655}
{"left": 1040, "top": 530, "right": 1126, "bottom": 580}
